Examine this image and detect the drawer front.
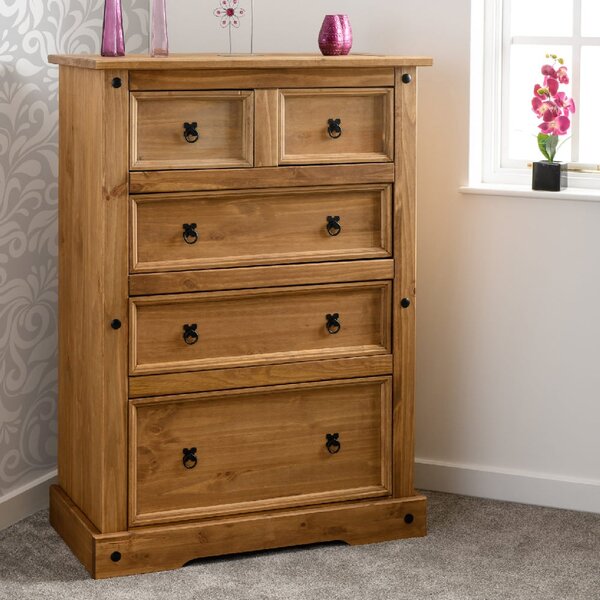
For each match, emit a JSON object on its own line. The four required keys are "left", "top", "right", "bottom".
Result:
{"left": 280, "top": 88, "right": 394, "bottom": 165}
{"left": 130, "top": 281, "right": 391, "bottom": 375}
{"left": 130, "top": 377, "right": 392, "bottom": 525}
{"left": 130, "top": 91, "right": 254, "bottom": 170}
{"left": 131, "top": 185, "right": 392, "bottom": 273}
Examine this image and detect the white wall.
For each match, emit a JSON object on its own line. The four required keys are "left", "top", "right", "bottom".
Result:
{"left": 170, "top": 0, "right": 600, "bottom": 512}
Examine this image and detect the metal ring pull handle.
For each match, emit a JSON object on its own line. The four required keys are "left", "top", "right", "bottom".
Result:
{"left": 182, "top": 447, "right": 198, "bottom": 469}
{"left": 326, "top": 313, "right": 341, "bottom": 335}
{"left": 183, "top": 121, "right": 199, "bottom": 143}
{"left": 326, "top": 215, "right": 341, "bottom": 237}
{"left": 183, "top": 323, "right": 199, "bottom": 345}
{"left": 327, "top": 118, "right": 342, "bottom": 139}
{"left": 182, "top": 223, "right": 199, "bottom": 245}
{"left": 326, "top": 433, "right": 341, "bottom": 454}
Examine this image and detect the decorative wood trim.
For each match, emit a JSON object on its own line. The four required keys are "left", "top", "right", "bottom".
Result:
{"left": 129, "top": 184, "right": 392, "bottom": 273}
{"left": 279, "top": 88, "right": 394, "bottom": 165}
{"left": 50, "top": 483, "right": 426, "bottom": 580}
{"left": 49, "top": 485, "right": 98, "bottom": 577}
{"left": 129, "top": 68, "right": 396, "bottom": 91}
{"left": 254, "top": 89, "right": 279, "bottom": 167}
{"left": 128, "top": 354, "right": 393, "bottom": 398}
{"left": 393, "top": 67, "right": 418, "bottom": 498}
{"left": 130, "top": 91, "right": 254, "bottom": 170}
{"left": 48, "top": 53, "right": 435, "bottom": 70}
{"left": 129, "top": 259, "right": 394, "bottom": 297}
{"left": 129, "top": 163, "right": 395, "bottom": 194}
{"left": 129, "top": 378, "right": 392, "bottom": 526}
{"left": 129, "top": 281, "right": 392, "bottom": 376}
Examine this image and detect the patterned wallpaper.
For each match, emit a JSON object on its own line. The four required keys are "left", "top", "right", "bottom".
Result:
{"left": 0, "top": 1, "right": 148, "bottom": 497}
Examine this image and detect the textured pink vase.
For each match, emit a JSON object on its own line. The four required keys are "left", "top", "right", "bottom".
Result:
{"left": 101, "top": 0, "right": 125, "bottom": 57}
{"left": 318, "top": 14, "right": 353, "bottom": 56}
{"left": 150, "top": 0, "right": 169, "bottom": 57}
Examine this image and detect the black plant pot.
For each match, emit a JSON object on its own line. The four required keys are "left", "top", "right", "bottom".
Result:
{"left": 532, "top": 161, "right": 567, "bottom": 192}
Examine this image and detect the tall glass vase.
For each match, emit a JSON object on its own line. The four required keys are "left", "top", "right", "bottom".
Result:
{"left": 101, "top": 0, "right": 125, "bottom": 57}
{"left": 150, "top": 0, "right": 169, "bottom": 57}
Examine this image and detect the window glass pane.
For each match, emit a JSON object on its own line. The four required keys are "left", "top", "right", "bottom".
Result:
{"left": 510, "top": 0, "right": 573, "bottom": 37}
{"left": 581, "top": 0, "right": 600, "bottom": 37}
{"left": 506, "top": 45, "right": 572, "bottom": 163}
{"left": 579, "top": 47, "right": 600, "bottom": 163}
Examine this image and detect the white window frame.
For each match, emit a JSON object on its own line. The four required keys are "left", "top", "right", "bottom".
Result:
{"left": 473, "top": 0, "right": 600, "bottom": 190}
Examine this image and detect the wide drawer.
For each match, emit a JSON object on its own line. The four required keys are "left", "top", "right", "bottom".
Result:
{"left": 130, "top": 91, "right": 254, "bottom": 170}
{"left": 130, "top": 377, "right": 392, "bottom": 525}
{"left": 130, "top": 281, "right": 392, "bottom": 375}
{"left": 130, "top": 184, "right": 392, "bottom": 273}
{"left": 279, "top": 88, "right": 394, "bottom": 165}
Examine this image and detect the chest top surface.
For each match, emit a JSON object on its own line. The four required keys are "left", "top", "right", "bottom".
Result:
{"left": 48, "top": 53, "right": 433, "bottom": 70}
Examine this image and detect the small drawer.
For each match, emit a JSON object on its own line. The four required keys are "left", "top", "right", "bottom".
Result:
{"left": 279, "top": 88, "right": 394, "bottom": 165}
{"left": 130, "top": 91, "right": 254, "bottom": 170}
{"left": 130, "top": 184, "right": 392, "bottom": 273}
{"left": 130, "top": 377, "right": 392, "bottom": 525}
{"left": 130, "top": 281, "right": 391, "bottom": 375}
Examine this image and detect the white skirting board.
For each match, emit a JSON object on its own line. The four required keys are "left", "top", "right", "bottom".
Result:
{"left": 416, "top": 458, "right": 600, "bottom": 514}
{"left": 0, "top": 470, "right": 58, "bottom": 531}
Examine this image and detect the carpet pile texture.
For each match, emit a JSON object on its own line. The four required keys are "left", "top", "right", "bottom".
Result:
{"left": 0, "top": 491, "right": 598, "bottom": 599}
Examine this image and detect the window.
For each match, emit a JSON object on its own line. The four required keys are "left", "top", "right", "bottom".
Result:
{"left": 474, "top": 0, "right": 600, "bottom": 188}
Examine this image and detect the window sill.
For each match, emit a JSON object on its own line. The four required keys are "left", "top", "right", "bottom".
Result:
{"left": 460, "top": 184, "right": 600, "bottom": 203}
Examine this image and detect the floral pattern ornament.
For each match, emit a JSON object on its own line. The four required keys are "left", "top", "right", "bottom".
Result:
{"left": 214, "top": 0, "right": 246, "bottom": 53}
{"left": 0, "top": 0, "right": 147, "bottom": 499}
{"left": 531, "top": 54, "right": 576, "bottom": 162}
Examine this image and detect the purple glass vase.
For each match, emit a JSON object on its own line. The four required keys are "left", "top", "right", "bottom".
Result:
{"left": 101, "top": 0, "right": 125, "bottom": 57}
{"left": 150, "top": 0, "right": 169, "bottom": 57}
{"left": 318, "top": 14, "right": 353, "bottom": 56}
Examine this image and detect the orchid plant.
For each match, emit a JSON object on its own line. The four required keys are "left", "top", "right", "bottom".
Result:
{"left": 531, "top": 54, "right": 576, "bottom": 163}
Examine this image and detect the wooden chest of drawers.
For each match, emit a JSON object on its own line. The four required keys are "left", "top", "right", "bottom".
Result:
{"left": 47, "top": 53, "right": 432, "bottom": 579}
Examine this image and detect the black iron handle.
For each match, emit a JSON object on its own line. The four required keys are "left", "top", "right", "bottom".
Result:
{"left": 182, "top": 447, "right": 198, "bottom": 469}
{"left": 326, "top": 215, "right": 341, "bottom": 237}
{"left": 182, "top": 223, "right": 199, "bottom": 245}
{"left": 183, "top": 323, "right": 199, "bottom": 345}
{"left": 183, "top": 121, "right": 199, "bottom": 143}
{"left": 327, "top": 118, "right": 342, "bottom": 139}
{"left": 326, "top": 433, "right": 341, "bottom": 454}
{"left": 326, "top": 313, "right": 341, "bottom": 335}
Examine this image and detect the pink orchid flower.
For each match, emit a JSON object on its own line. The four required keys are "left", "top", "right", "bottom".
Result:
{"left": 539, "top": 115, "right": 570, "bottom": 135}
{"left": 541, "top": 64, "right": 557, "bottom": 78}
{"left": 553, "top": 92, "right": 576, "bottom": 115}
{"left": 544, "top": 76, "right": 559, "bottom": 96}
{"left": 556, "top": 66, "right": 569, "bottom": 84}
{"left": 531, "top": 97, "right": 559, "bottom": 121}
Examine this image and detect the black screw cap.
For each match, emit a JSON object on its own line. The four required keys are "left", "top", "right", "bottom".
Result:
{"left": 111, "top": 319, "right": 122, "bottom": 330}
{"left": 404, "top": 513, "right": 414, "bottom": 524}
{"left": 110, "top": 551, "right": 122, "bottom": 562}
{"left": 401, "top": 73, "right": 412, "bottom": 84}
{"left": 400, "top": 298, "right": 411, "bottom": 309}
{"left": 111, "top": 77, "right": 122, "bottom": 88}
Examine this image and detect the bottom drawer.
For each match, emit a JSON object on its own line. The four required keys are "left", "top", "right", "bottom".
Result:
{"left": 130, "top": 377, "right": 392, "bottom": 525}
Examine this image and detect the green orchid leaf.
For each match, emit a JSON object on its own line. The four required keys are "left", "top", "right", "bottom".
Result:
{"left": 537, "top": 134, "right": 551, "bottom": 161}
{"left": 545, "top": 135, "right": 559, "bottom": 162}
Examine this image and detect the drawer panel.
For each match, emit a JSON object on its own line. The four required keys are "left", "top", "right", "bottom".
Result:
{"left": 130, "top": 91, "right": 254, "bottom": 170}
{"left": 279, "top": 88, "right": 394, "bottom": 165}
{"left": 131, "top": 185, "right": 392, "bottom": 273}
{"left": 130, "top": 377, "right": 392, "bottom": 525}
{"left": 130, "top": 281, "right": 391, "bottom": 375}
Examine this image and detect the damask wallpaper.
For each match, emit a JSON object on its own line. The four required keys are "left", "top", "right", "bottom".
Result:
{"left": 0, "top": 1, "right": 148, "bottom": 497}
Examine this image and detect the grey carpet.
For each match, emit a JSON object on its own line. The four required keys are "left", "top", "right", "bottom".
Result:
{"left": 0, "top": 491, "right": 599, "bottom": 600}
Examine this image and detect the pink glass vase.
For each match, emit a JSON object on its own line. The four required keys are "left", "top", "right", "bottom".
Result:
{"left": 150, "top": 0, "right": 169, "bottom": 57}
{"left": 101, "top": 0, "right": 125, "bottom": 57}
{"left": 318, "top": 14, "right": 353, "bottom": 56}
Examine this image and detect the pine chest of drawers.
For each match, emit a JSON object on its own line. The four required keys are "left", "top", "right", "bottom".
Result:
{"left": 47, "top": 53, "right": 432, "bottom": 579}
